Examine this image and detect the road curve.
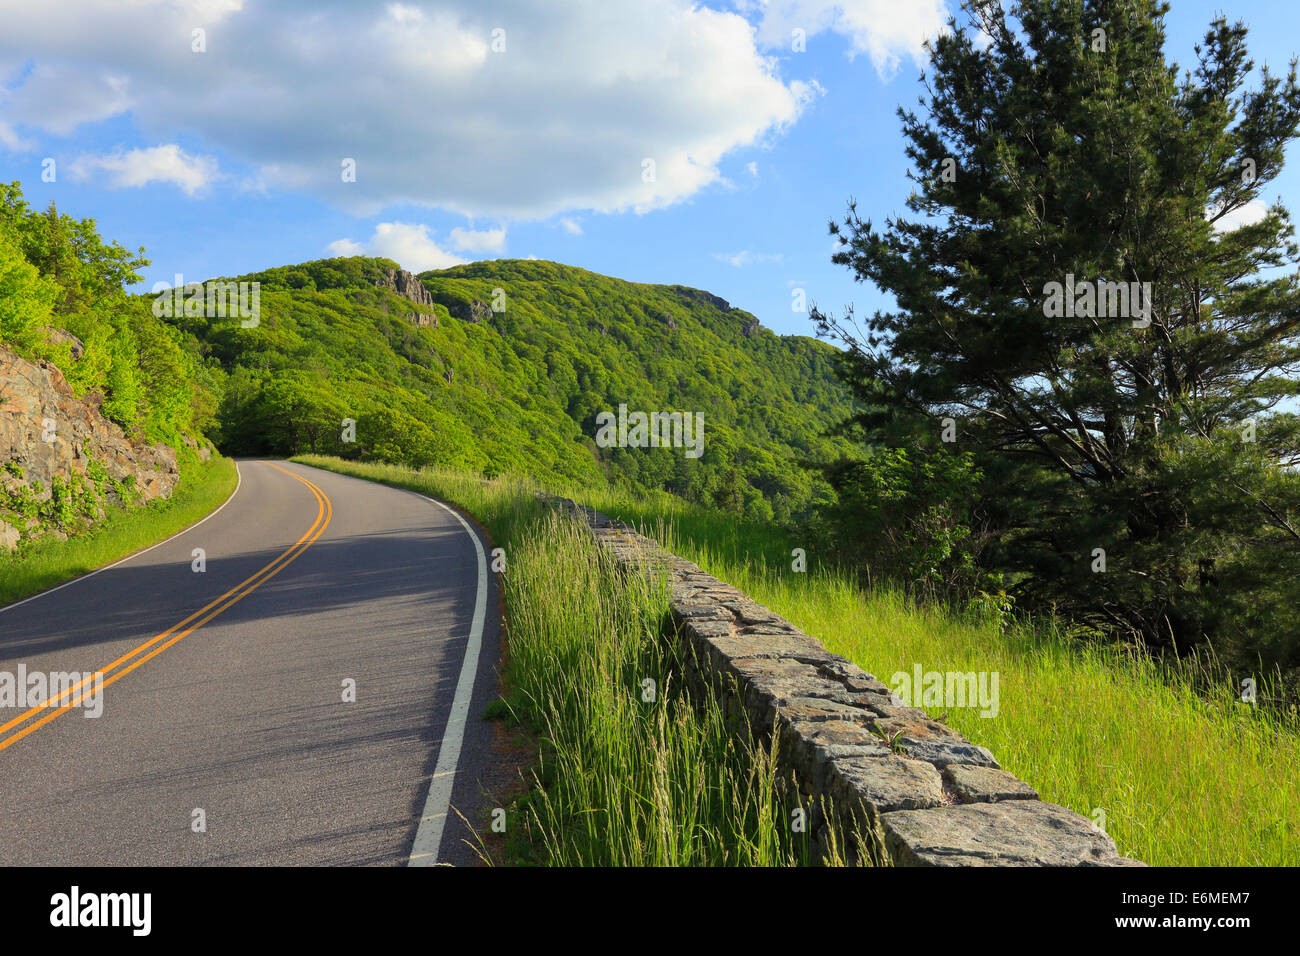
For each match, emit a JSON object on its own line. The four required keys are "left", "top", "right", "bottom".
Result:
{"left": 0, "top": 460, "right": 502, "bottom": 866}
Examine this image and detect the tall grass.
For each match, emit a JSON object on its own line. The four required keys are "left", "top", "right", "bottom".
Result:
{"left": 500, "top": 513, "right": 837, "bottom": 865}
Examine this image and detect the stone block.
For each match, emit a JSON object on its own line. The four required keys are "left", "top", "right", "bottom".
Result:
{"left": 942, "top": 764, "right": 1038, "bottom": 803}
{"left": 882, "top": 800, "right": 1127, "bottom": 866}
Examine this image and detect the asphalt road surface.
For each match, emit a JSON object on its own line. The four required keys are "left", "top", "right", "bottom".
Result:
{"left": 0, "top": 460, "right": 502, "bottom": 866}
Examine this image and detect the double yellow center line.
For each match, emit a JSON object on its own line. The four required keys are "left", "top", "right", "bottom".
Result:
{"left": 0, "top": 462, "right": 333, "bottom": 753}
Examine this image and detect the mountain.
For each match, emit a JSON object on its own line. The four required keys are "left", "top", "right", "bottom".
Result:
{"left": 180, "top": 256, "right": 857, "bottom": 523}
{"left": 1, "top": 177, "right": 857, "bottom": 528}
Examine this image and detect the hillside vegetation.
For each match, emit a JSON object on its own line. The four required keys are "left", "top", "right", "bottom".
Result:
{"left": 185, "top": 256, "right": 856, "bottom": 524}
{"left": 0, "top": 182, "right": 216, "bottom": 551}
{"left": 0, "top": 183, "right": 212, "bottom": 452}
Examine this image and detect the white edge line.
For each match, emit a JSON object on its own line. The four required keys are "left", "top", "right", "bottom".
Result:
{"left": 0, "top": 460, "right": 243, "bottom": 616}
{"left": 407, "top": 491, "right": 487, "bottom": 867}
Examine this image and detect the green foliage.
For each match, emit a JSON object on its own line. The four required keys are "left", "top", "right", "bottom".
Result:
{"left": 0, "top": 468, "right": 121, "bottom": 543}
{"left": 0, "top": 231, "right": 57, "bottom": 351}
{"left": 820, "top": 444, "right": 989, "bottom": 598}
{"left": 816, "top": 0, "right": 1300, "bottom": 678}
{"left": 0, "top": 181, "right": 212, "bottom": 452}
{"left": 0, "top": 182, "right": 148, "bottom": 309}
{"left": 191, "top": 255, "right": 857, "bottom": 524}
{"left": 0, "top": 179, "right": 857, "bottom": 528}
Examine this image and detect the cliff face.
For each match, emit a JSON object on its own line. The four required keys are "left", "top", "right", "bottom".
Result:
{"left": 375, "top": 268, "right": 436, "bottom": 308}
{"left": 0, "top": 345, "right": 181, "bottom": 549}
{"left": 373, "top": 267, "right": 440, "bottom": 328}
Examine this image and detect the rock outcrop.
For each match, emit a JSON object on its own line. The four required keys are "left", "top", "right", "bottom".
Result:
{"left": 39, "top": 327, "right": 85, "bottom": 360}
{"left": 374, "top": 268, "right": 436, "bottom": 309}
{"left": 0, "top": 345, "right": 179, "bottom": 549}
{"left": 449, "top": 299, "right": 492, "bottom": 323}
{"left": 372, "top": 268, "right": 442, "bottom": 328}
{"left": 673, "top": 286, "right": 732, "bottom": 312}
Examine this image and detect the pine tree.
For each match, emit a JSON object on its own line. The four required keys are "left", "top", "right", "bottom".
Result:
{"left": 40, "top": 201, "right": 82, "bottom": 313}
{"left": 816, "top": 0, "right": 1300, "bottom": 673}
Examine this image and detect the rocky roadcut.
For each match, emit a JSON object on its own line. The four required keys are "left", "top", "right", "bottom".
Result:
{"left": 0, "top": 345, "right": 188, "bottom": 549}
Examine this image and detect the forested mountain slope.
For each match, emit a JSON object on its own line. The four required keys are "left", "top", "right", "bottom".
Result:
{"left": 189, "top": 256, "right": 855, "bottom": 522}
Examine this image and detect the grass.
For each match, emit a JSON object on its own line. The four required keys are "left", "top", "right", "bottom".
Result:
{"left": 296, "top": 456, "right": 1300, "bottom": 866}
{"left": 0, "top": 455, "right": 239, "bottom": 609}
{"left": 293, "top": 455, "right": 842, "bottom": 866}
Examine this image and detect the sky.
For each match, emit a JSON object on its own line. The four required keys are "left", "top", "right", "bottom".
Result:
{"left": 1, "top": 0, "right": 1298, "bottom": 340}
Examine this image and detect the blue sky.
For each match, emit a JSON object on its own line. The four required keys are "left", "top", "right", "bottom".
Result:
{"left": 2, "top": 0, "right": 1298, "bottom": 339}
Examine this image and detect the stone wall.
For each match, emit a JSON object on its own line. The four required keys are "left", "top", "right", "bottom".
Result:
{"left": 542, "top": 494, "right": 1144, "bottom": 867}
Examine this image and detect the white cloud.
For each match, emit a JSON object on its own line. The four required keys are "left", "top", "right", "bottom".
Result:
{"left": 559, "top": 217, "right": 583, "bottom": 236}
{"left": 746, "top": 161, "right": 759, "bottom": 177}
{"left": 369, "top": 4, "right": 489, "bottom": 78}
{"left": 325, "top": 238, "right": 365, "bottom": 257}
{"left": 67, "top": 145, "right": 219, "bottom": 195}
{"left": 1209, "top": 199, "right": 1269, "bottom": 233}
{"left": 747, "top": 0, "right": 950, "bottom": 78}
{"left": 0, "top": 0, "right": 814, "bottom": 218}
{"left": 715, "top": 250, "right": 783, "bottom": 267}
{"left": 1, "top": 64, "right": 131, "bottom": 136}
{"left": 447, "top": 225, "right": 506, "bottom": 254}
{"left": 327, "top": 222, "right": 467, "bottom": 272}
{"left": 0, "top": 120, "right": 30, "bottom": 151}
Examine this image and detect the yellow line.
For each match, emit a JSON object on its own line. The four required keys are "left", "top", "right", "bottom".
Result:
{"left": 0, "top": 469, "right": 323, "bottom": 737}
{"left": 0, "top": 462, "right": 333, "bottom": 753}
{"left": 0, "top": 462, "right": 324, "bottom": 736}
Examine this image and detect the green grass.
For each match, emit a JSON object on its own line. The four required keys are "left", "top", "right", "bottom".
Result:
{"left": 296, "top": 456, "right": 1300, "bottom": 866}
{"left": 0, "top": 456, "right": 239, "bottom": 608}
{"left": 293, "top": 455, "right": 843, "bottom": 866}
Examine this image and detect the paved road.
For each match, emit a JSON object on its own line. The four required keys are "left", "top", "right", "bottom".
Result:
{"left": 0, "top": 460, "right": 502, "bottom": 866}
